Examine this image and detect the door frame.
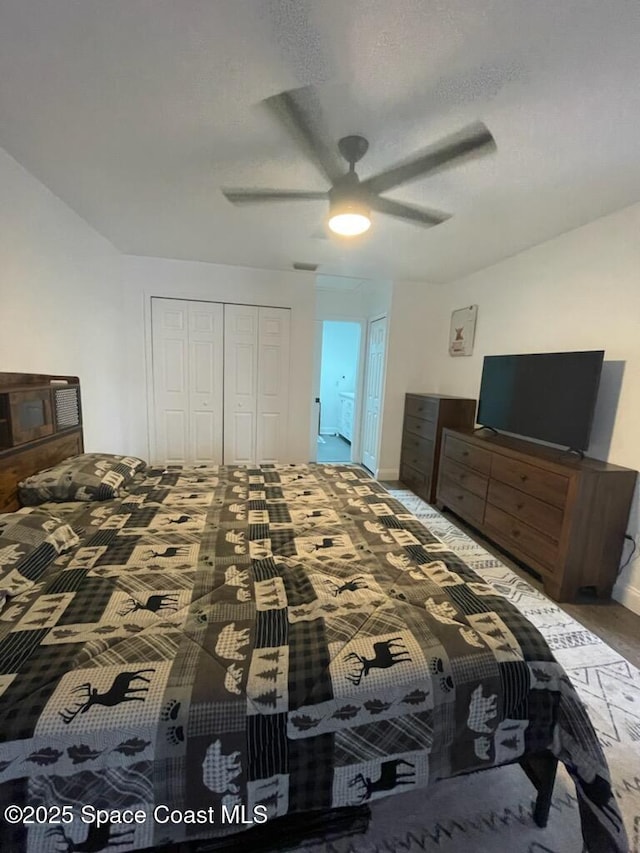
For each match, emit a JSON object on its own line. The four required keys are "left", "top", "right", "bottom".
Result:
{"left": 360, "top": 313, "right": 389, "bottom": 477}
{"left": 310, "top": 317, "right": 367, "bottom": 464}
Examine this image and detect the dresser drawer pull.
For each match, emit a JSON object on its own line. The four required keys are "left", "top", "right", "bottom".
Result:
{"left": 462, "top": 450, "right": 469, "bottom": 457}
{"left": 512, "top": 529, "right": 520, "bottom": 538}
{"left": 520, "top": 474, "right": 528, "bottom": 482}
{"left": 457, "top": 494, "right": 464, "bottom": 501}
{"left": 459, "top": 474, "right": 467, "bottom": 481}
{"left": 516, "top": 503, "right": 524, "bottom": 510}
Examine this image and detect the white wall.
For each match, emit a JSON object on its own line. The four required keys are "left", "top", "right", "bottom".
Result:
{"left": 121, "top": 255, "right": 316, "bottom": 463}
{"left": 316, "top": 286, "right": 367, "bottom": 320}
{"left": 319, "top": 321, "right": 360, "bottom": 434}
{"left": 413, "top": 201, "right": 640, "bottom": 611}
{"left": 376, "top": 280, "right": 439, "bottom": 479}
{"left": 315, "top": 279, "right": 392, "bottom": 321}
{"left": 0, "top": 146, "right": 125, "bottom": 451}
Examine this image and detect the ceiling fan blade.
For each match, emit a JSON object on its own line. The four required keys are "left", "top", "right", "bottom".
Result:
{"left": 370, "top": 197, "right": 450, "bottom": 227}
{"left": 263, "top": 86, "right": 345, "bottom": 185}
{"left": 223, "top": 189, "right": 327, "bottom": 205}
{"left": 362, "top": 122, "right": 496, "bottom": 195}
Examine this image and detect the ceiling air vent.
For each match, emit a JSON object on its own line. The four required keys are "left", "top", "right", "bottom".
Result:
{"left": 293, "top": 262, "right": 318, "bottom": 272}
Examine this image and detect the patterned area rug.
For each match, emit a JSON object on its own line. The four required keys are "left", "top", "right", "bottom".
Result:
{"left": 297, "top": 491, "right": 640, "bottom": 853}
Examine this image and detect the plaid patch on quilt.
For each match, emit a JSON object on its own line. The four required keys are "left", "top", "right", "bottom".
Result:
{"left": 0, "top": 509, "right": 79, "bottom": 598}
{"left": 0, "top": 465, "right": 626, "bottom": 853}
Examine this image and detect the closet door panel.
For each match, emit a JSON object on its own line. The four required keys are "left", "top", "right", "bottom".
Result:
{"left": 164, "top": 411, "right": 188, "bottom": 461}
{"left": 256, "top": 307, "right": 290, "bottom": 464}
{"left": 224, "top": 305, "right": 258, "bottom": 464}
{"left": 151, "top": 299, "right": 190, "bottom": 465}
{"left": 189, "top": 303, "right": 223, "bottom": 464}
{"left": 164, "top": 339, "right": 187, "bottom": 392}
{"left": 229, "top": 412, "right": 256, "bottom": 465}
{"left": 151, "top": 298, "right": 223, "bottom": 465}
{"left": 257, "top": 413, "right": 280, "bottom": 462}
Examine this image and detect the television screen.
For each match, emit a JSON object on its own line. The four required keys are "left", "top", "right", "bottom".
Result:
{"left": 477, "top": 350, "right": 604, "bottom": 450}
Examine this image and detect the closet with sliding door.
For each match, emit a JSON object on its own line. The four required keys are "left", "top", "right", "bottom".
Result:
{"left": 150, "top": 298, "right": 290, "bottom": 465}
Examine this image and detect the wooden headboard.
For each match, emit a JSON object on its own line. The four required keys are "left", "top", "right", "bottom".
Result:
{"left": 0, "top": 372, "right": 84, "bottom": 513}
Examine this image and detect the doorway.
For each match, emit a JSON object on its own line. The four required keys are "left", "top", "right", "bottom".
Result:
{"left": 315, "top": 321, "right": 362, "bottom": 463}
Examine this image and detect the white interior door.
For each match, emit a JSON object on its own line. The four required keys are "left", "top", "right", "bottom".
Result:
{"left": 189, "top": 303, "right": 224, "bottom": 464}
{"left": 256, "top": 307, "right": 290, "bottom": 463}
{"left": 152, "top": 298, "right": 189, "bottom": 464}
{"left": 224, "top": 304, "right": 259, "bottom": 464}
{"left": 361, "top": 316, "right": 387, "bottom": 474}
{"left": 151, "top": 298, "right": 223, "bottom": 465}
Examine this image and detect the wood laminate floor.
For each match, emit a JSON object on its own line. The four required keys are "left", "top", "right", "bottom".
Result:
{"left": 381, "top": 481, "right": 640, "bottom": 670}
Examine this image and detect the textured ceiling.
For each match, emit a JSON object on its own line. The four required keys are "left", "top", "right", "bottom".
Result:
{"left": 1, "top": 0, "right": 639, "bottom": 282}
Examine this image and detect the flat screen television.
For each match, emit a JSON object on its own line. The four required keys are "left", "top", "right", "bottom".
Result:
{"left": 477, "top": 350, "right": 604, "bottom": 450}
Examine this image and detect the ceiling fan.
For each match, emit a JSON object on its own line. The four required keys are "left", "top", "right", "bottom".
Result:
{"left": 222, "top": 85, "right": 496, "bottom": 237}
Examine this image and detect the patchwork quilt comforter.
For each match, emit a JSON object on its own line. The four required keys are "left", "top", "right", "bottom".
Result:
{"left": 0, "top": 464, "right": 627, "bottom": 852}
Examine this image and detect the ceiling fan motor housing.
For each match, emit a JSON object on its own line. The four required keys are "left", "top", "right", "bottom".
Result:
{"left": 338, "top": 135, "right": 369, "bottom": 168}
{"left": 329, "top": 170, "right": 365, "bottom": 202}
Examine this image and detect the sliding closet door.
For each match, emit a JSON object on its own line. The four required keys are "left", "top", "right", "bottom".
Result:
{"left": 224, "top": 305, "right": 259, "bottom": 464}
{"left": 256, "top": 307, "right": 290, "bottom": 463}
{"left": 151, "top": 298, "right": 223, "bottom": 464}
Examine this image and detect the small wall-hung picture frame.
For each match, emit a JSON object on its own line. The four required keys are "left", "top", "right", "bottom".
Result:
{"left": 449, "top": 305, "right": 478, "bottom": 356}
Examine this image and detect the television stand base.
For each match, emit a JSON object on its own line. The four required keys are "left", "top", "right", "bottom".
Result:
{"left": 564, "top": 447, "right": 585, "bottom": 459}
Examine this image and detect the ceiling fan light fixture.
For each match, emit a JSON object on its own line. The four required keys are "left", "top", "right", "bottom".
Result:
{"left": 327, "top": 198, "right": 371, "bottom": 237}
{"left": 328, "top": 211, "right": 371, "bottom": 236}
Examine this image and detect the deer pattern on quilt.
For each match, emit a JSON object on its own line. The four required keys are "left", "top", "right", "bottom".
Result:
{"left": 0, "top": 463, "right": 627, "bottom": 853}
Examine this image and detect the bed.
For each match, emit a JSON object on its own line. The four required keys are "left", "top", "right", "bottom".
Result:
{"left": 0, "top": 387, "right": 628, "bottom": 853}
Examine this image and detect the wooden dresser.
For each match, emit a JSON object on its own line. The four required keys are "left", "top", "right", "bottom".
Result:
{"left": 399, "top": 394, "right": 476, "bottom": 503}
{"left": 436, "top": 428, "right": 637, "bottom": 601}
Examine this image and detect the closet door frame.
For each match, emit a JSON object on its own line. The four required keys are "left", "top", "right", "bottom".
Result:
{"left": 145, "top": 295, "right": 292, "bottom": 465}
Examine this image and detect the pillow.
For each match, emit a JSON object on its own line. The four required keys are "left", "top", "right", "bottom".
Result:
{"left": 18, "top": 453, "right": 146, "bottom": 505}
{"left": 0, "top": 509, "right": 80, "bottom": 595}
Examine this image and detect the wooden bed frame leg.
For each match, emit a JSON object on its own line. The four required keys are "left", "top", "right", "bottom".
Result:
{"left": 519, "top": 751, "right": 558, "bottom": 828}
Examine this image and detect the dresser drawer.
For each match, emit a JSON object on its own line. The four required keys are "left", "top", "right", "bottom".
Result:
{"left": 487, "top": 479, "right": 564, "bottom": 540}
{"left": 400, "top": 462, "right": 429, "bottom": 497}
{"left": 490, "top": 455, "right": 569, "bottom": 508}
{"left": 440, "top": 458, "right": 488, "bottom": 500}
{"left": 439, "top": 477, "right": 485, "bottom": 525}
{"left": 443, "top": 434, "right": 491, "bottom": 475}
{"left": 405, "top": 414, "right": 436, "bottom": 440}
{"left": 485, "top": 504, "right": 559, "bottom": 571}
{"left": 401, "top": 434, "right": 434, "bottom": 473}
{"left": 405, "top": 395, "right": 438, "bottom": 422}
